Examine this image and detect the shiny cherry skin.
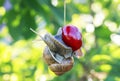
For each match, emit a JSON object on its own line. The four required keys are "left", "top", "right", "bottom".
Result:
{"left": 62, "top": 25, "right": 82, "bottom": 51}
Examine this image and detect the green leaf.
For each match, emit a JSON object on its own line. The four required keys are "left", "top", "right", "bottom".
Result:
{"left": 95, "top": 25, "right": 112, "bottom": 45}
{"left": 0, "top": 0, "right": 4, "bottom": 6}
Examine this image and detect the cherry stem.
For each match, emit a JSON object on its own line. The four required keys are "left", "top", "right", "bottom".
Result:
{"left": 30, "top": 28, "right": 44, "bottom": 40}
{"left": 64, "top": 0, "right": 66, "bottom": 26}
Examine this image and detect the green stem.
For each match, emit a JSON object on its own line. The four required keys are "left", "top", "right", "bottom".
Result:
{"left": 64, "top": 0, "right": 66, "bottom": 26}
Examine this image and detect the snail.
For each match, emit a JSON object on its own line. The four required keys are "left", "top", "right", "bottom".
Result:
{"left": 30, "top": 25, "right": 83, "bottom": 76}
{"left": 42, "top": 28, "right": 74, "bottom": 75}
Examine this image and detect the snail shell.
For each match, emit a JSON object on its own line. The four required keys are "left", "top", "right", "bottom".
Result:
{"left": 49, "top": 57, "right": 74, "bottom": 75}
{"left": 43, "top": 46, "right": 74, "bottom": 75}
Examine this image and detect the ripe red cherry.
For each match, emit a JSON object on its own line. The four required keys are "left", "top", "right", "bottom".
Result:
{"left": 62, "top": 25, "right": 82, "bottom": 51}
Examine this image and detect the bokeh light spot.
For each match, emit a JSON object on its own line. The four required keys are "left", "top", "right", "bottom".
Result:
{"left": 51, "top": 0, "right": 58, "bottom": 7}
{"left": 85, "top": 24, "right": 95, "bottom": 33}
{"left": 0, "top": 7, "right": 6, "bottom": 16}
{"left": 110, "top": 34, "right": 120, "bottom": 45}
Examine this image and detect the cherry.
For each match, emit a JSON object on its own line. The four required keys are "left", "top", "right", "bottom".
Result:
{"left": 62, "top": 25, "right": 82, "bottom": 51}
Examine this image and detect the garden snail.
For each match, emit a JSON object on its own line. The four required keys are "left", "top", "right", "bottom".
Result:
{"left": 30, "top": 25, "right": 83, "bottom": 76}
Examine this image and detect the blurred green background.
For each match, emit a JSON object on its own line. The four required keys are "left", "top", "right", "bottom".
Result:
{"left": 0, "top": 0, "right": 120, "bottom": 81}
